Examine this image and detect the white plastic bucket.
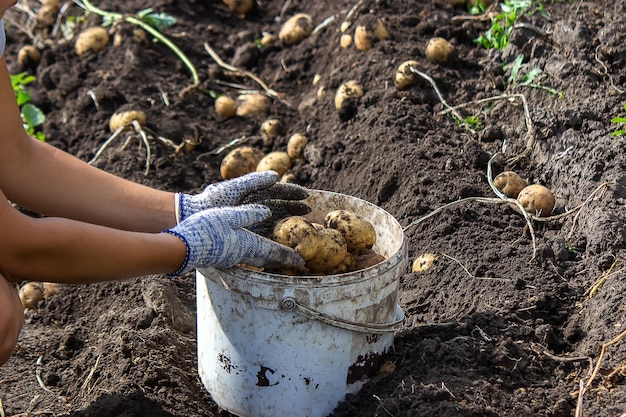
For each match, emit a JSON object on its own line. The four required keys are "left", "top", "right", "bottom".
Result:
{"left": 196, "top": 189, "right": 408, "bottom": 417}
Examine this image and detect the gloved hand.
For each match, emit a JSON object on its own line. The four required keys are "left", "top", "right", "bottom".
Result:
{"left": 163, "top": 204, "right": 304, "bottom": 276}
{"left": 175, "top": 171, "right": 310, "bottom": 236}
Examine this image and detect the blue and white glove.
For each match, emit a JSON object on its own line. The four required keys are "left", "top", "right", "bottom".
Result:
{"left": 175, "top": 171, "right": 310, "bottom": 236}
{"left": 163, "top": 204, "right": 304, "bottom": 276}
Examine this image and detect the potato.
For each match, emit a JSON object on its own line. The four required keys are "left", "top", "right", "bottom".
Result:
{"left": 272, "top": 216, "right": 320, "bottom": 261}
{"left": 412, "top": 253, "right": 438, "bottom": 272}
{"left": 394, "top": 60, "right": 422, "bottom": 91}
{"left": 220, "top": 146, "right": 264, "bottom": 180}
{"left": 324, "top": 209, "right": 376, "bottom": 253}
{"left": 493, "top": 171, "right": 528, "bottom": 199}
{"left": 325, "top": 251, "right": 357, "bottom": 274}
{"left": 260, "top": 119, "right": 286, "bottom": 145}
{"left": 335, "top": 80, "right": 364, "bottom": 110}
{"left": 43, "top": 282, "right": 60, "bottom": 298}
{"left": 19, "top": 283, "right": 43, "bottom": 310}
{"left": 305, "top": 228, "right": 348, "bottom": 273}
{"left": 287, "top": 133, "right": 308, "bottom": 159}
{"left": 353, "top": 15, "right": 389, "bottom": 52}
{"left": 256, "top": 151, "right": 292, "bottom": 176}
{"left": 36, "top": 4, "right": 59, "bottom": 27}
{"left": 281, "top": 173, "right": 298, "bottom": 184}
{"left": 222, "top": 0, "right": 255, "bottom": 16}
{"left": 215, "top": 96, "right": 237, "bottom": 118}
{"left": 236, "top": 93, "right": 271, "bottom": 118}
{"left": 109, "top": 110, "right": 147, "bottom": 132}
{"left": 425, "top": 37, "right": 455, "bottom": 64}
{"left": 279, "top": 13, "right": 314, "bottom": 46}
{"left": 17, "top": 46, "right": 41, "bottom": 69}
{"left": 75, "top": 27, "right": 110, "bottom": 56}
{"left": 340, "top": 34, "right": 353, "bottom": 49}
{"left": 517, "top": 184, "right": 555, "bottom": 217}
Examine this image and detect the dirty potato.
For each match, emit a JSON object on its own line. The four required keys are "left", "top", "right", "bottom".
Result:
{"left": 493, "top": 171, "right": 528, "bottom": 199}
{"left": 305, "top": 228, "right": 348, "bottom": 273}
{"left": 425, "top": 37, "right": 455, "bottom": 64}
{"left": 272, "top": 216, "right": 320, "bottom": 261}
{"left": 109, "top": 110, "right": 147, "bottom": 132}
{"left": 279, "top": 13, "right": 314, "bottom": 46}
{"left": 220, "top": 146, "right": 265, "bottom": 180}
{"left": 324, "top": 209, "right": 376, "bottom": 253}
{"left": 75, "top": 27, "right": 110, "bottom": 56}
{"left": 517, "top": 184, "right": 555, "bottom": 217}
{"left": 256, "top": 151, "right": 292, "bottom": 176}
{"left": 236, "top": 93, "right": 271, "bottom": 118}
{"left": 394, "top": 60, "right": 422, "bottom": 90}
{"left": 287, "top": 133, "right": 308, "bottom": 159}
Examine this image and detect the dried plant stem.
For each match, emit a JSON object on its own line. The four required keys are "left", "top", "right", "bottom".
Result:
{"left": 585, "top": 328, "right": 626, "bottom": 390}
{"left": 203, "top": 42, "right": 288, "bottom": 105}
{"left": 35, "top": 357, "right": 54, "bottom": 395}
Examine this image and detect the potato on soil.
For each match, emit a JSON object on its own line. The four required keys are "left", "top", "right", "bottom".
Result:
{"left": 324, "top": 209, "right": 376, "bottom": 253}
{"left": 43, "top": 282, "right": 60, "bottom": 298}
{"left": 287, "top": 133, "right": 308, "bottom": 159}
{"left": 305, "top": 228, "right": 348, "bottom": 273}
{"left": 220, "top": 146, "right": 264, "bottom": 180}
{"left": 340, "top": 34, "right": 353, "bottom": 49}
{"left": 215, "top": 96, "right": 237, "bottom": 118}
{"left": 272, "top": 216, "right": 320, "bottom": 261}
{"left": 222, "top": 0, "right": 255, "bottom": 16}
{"left": 36, "top": 4, "right": 59, "bottom": 27}
{"left": 256, "top": 151, "right": 292, "bottom": 176}
{"left": 279, "top": 13, "right": 314, "bottom": 46}
{"left": 109, "top": 110, "right": 147, "bottom": 132}
{"left": 426, "top": 37, "right": 455, "bottom": 64}
{"left": 354, "top": 15, "right": 389, "bottom": 52}
{"left": 395, "top": 60, "right": 422, "bottom": 90}
{"left": 236, "top": 93, "right": 271, "bottom": 118}
{"left": 517, "top": 184, "right": 555, "bottom": 217}
{"left": 493, "top": 171, "right": 528, "bottom": 199}
{"left": 260, "top": 119, "right": 286, "bottom": 145}
{"left": 17, "top": 46, "right": 41, "bottom": 69}
{"left": 412, "top": 253, "right": 438, "bottom": 272}
{"left": 19, "top": 283, "right": 43, "bottom": 310}
{"left": 335, "top": 80, "right": 364, "bottom": 110}
{"left": 75, "top": 27, "right": 110, "bottom": 56}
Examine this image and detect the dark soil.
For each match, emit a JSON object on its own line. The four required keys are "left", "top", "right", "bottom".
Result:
{"left": 2, "top": 0, "right": 626, "bottom": 416}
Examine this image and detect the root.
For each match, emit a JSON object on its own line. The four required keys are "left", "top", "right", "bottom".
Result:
{"left": 81, "top": 354, "right": 102, "bottom": 395}
{"left": 35, "top": 356, "right": 55, "bottom": 395}
{"left": 439, "top": 93, "right": 535, "bottom": 165}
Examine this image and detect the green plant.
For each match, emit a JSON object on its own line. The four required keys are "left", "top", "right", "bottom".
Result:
{"left": 474, "top": 0, "right": 550, "bottom": 50}
{"left": 10, "top": 72, "right": 46, "bottom": 141}
{"left": 504, "top": 54, "right": 562, "bottom": 98}
{"left": 460, "top": 114, "right": 484, "bottom": 131}
{"left": 73, "top": 0, "right": 199, "bottom": 86}
{"left": 610, "top": 103, "right": 626, "bottom": 136}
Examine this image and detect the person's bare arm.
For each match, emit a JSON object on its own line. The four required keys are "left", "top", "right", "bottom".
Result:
{"left": 0, "top": 273, "right": 23, "bottom": 366}
{"left": 0, "top": 56, "right": 177, "bottom": 232}
{"left": 0, "top": 187, "right": 186, "bottom": 283}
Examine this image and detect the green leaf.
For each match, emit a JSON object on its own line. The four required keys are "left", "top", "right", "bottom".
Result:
{"left": 15, "top": 89, "right": 31, "bottom": 106}
{"left": 520, "top": 68, "right": 542, "bottom": 85}
{"left": 611, "top": 117, "right": 626, "bottom": 123}
{"left": 139, "top": 11, "right": 177, "bottom": 31}
{"left": 21, "top": 103, "right": 46, "bottom": 128}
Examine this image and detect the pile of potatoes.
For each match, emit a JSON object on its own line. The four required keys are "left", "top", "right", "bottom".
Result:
{"left": 219, "top": 122, "right": 308, "bottom": 181}
{"left": 493, "top": 171, "right": 556, "bottom": 217}
{"left": 269, "top": 210, "right": 384, "bottom": 275}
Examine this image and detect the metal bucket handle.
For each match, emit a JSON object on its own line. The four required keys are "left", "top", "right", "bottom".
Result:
{"left": 281, "top": 298, "right": 405, "bottom": 334}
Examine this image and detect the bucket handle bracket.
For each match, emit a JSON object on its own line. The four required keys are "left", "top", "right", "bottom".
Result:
{"left": 282, "top": 298, "right": 405, "bottom": 334}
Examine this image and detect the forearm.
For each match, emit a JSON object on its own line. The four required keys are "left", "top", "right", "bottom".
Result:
{"left": 1, "top": 210, "right": 187, "bottom": 283}
{"left": 1, "top": 134, "right": 177, "bottom": 232}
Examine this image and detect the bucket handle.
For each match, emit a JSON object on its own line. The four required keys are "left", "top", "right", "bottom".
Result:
{"left": 282, "top": 298, "right": 405, "bottom": 334}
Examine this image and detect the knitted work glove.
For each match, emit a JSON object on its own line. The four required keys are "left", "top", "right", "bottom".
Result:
{"left": 175, "top": 171, "right": 310, "bottom": 236}
{"left": 163, "top": 204, "right": 304, "bottom": 276}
